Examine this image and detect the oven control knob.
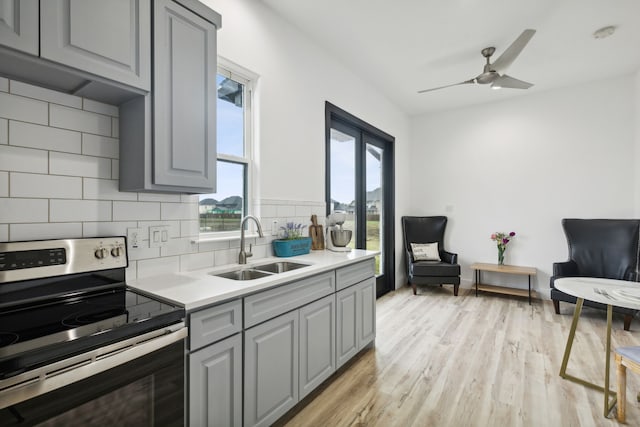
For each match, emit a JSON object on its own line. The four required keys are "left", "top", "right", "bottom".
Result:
{"left": 94, "top": 248, "right": 109, "bottom": 259}
{"left": 111, "top": 246, "right": 123, "bottom": 257}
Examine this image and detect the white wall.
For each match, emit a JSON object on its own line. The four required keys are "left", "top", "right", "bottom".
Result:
{"left": 201, "top": 0, "right": 412, "bottom": 287}
{"left": 410, "top": 75, "right": 637, "bottom": 296}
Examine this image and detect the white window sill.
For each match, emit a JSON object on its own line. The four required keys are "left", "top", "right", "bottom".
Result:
{"left": 192, "top": 232, "right": 264, "bottom": 244}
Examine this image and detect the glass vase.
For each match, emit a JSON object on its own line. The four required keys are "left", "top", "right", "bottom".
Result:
{"left": 497, "top": 246, "right": 505, "bottom": 265}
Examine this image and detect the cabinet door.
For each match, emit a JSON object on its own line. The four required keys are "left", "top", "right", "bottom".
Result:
{"left": 335, "top": 285, "right": 358, "bottom": 369}
{"left": 357, "top": 277, "right": 376, "bottom": 349}
{"left": 299, "top": 295, "right": 335, "bottom": 399}
{"left": 153, "top": 0, "right": 216, "bottom": 190}
{"left": 189, "top": 333, "right": 242, "bottom": 427}
{"left": 0, "top": 0, "right": 38, "bottom": 55}
{"left": 40, "top": 0, "right": 150, "bottom": 90}
{"left": 244, "top": 311, "right": 298, "bottom": 427}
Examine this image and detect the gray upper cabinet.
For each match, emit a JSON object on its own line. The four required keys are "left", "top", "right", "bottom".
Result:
{"left": 40, "top": 0, "right": 151, "bottom": 91}
{"left": 119, "top": 0, "right": 220, "bottom": 193}
{"left": 0, "top": 0, "right": 38, "bottom": 55}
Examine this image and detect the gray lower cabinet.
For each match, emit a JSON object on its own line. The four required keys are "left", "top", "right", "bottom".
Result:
{"left": 336, "top": 277, "right": 376, "bottom": 369}
{"left": 299, "top": 294, "right": 335, "bottom": 399}
{"left": 244, "top": 310, "right": 299, "bottom": 427}
{"left": 0, "top": 0, "right": 38, "bottom": 55}
{"left": 189, "top": 333, "right": 242, "bottom": 427}
{"left": 120, "top": 0, "right": 220, "bottom": 193}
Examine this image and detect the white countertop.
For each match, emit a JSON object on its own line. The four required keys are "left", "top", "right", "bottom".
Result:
{"left": 128, "top": 249, "right": 378, "bottom": 311}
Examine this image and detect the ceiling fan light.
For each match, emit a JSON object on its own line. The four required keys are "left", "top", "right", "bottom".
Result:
{"left": 491, "top": 85, "right": 502, "bottom": 90}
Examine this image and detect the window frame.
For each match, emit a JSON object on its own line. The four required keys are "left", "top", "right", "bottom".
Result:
{"left": 198, "top": 58, "right": 256, "bottom": 239}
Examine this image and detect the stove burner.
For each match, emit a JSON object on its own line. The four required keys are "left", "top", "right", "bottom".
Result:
{"left": 62, "top": 306, "right": 127, "bottom": 328}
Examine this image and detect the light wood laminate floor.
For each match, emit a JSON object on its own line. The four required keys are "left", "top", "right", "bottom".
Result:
{"left": 277, "top": 286, "right": 640, "bottom": 427}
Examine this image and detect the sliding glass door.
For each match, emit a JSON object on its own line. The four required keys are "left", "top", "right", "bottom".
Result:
{"left": 326, "top": 103, "right": 394, "bottom": 296}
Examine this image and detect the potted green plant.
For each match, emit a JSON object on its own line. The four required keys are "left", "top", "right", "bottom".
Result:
{"left": 272, "top": 222, "right": 312, "bottom": 257}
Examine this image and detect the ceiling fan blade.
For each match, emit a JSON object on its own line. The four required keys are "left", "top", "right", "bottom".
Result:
{"left": 491, "top": 29, "right": 536, "bottom": 73}
{"left": 492, "top": 74, "right": 533, "bottom": 89}
{"left": 417, "top": 79, "right": 475, "bottom": 94}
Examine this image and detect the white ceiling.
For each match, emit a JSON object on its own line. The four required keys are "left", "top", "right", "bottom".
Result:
{"left": 260, "top": 0, "right": 640, "bottom": 116}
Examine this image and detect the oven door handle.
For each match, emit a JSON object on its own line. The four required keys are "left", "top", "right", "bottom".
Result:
{"left": 0, "top": 323, "right": 187, "bottom": 410}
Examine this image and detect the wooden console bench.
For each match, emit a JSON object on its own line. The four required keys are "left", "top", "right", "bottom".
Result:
{"left": 470, "top": 262, "right": 537, "bottom": 305}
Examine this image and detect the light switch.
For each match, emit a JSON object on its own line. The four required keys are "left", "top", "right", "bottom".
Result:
{"left": 149, "top": 225, "right": 170, "bottom": 248}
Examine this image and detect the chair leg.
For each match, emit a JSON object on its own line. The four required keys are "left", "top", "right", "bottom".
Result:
{"left": 553, "top": 299, "right": 560, "bottom": 314}
{"left": 624, "top": 314, "right": 632, "bottom": 331}
{"left": 453, "top": 284, "right": 459, "bottom": 296}
{"left": 412, "top": 283, "right": 417, "bottom": 295}
{"left": 616, "top": 354, "right": 626, "bottom": 422}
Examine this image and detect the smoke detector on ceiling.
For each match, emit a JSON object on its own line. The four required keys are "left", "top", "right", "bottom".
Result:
{"left": 593, "top": 26, "right": 616, "bottom": 39}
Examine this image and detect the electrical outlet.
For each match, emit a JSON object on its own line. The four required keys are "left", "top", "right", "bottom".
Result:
{"left": 127, "top": 227, "right": 143, "bottom": 249}
{"left": 272, "top": 220, "right": 279, "bottom": 236}
{"left": 150, "top": 225, "right": 170, "bottom": 248}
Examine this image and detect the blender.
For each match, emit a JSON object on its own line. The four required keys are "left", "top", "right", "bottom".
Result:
{"left": 326, "top": 211, "right": 352, "bottom": 252}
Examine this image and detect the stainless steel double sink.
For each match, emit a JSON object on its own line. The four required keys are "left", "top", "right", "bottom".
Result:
{"left": 211, "top": 261, "right": 310, "bottom": 281}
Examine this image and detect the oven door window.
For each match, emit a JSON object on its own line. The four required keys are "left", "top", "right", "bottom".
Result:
{"left": 1, "top": 342, "right": 184, "bottom": 427}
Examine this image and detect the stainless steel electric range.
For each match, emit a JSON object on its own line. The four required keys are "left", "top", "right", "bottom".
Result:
{"left": 0, "top": 237, "right": 187, "bottom": 426}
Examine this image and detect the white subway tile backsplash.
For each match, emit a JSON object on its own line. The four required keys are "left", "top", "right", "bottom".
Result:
{"left": 137, "top": 256, "right": 180, "bottom": 279}
{"left": 138, "top": 193, "right": 181, "bottom": 203}
{"left": 295, "top": 205, "right": 312, "bottom": 217}
{"left": 0, "top": 172, "right": 7, "bottom": 197}
{"left": 111, "top": 160, "right": 119, "bottom": 179}
{"left": 0, "top": 224, "right": 7, "bottom": 241}
{"left": 111, "top": 118, "right": 119, "bottom": 138}
{"left": 0, "top": 145, "right": 48, "bottom": 173}
{"left": 198, "top": 239, "right": 230, "bottom": 251}
{"left": 82, "top": 99, "right": 119, "bottom": 117}
{"left": 9, "top": 121, "right": 81, "bottom": 153}
{"left": 161, "top": 237, "right": 197, "bottom": 257}
{"left": 10, "top": 81, "right": 82, "bottom": 108}
{"left": 83, "top": 221, "right": 138, "bottom": 237}
{"left": 125, "top": 262, "right": 137, "bottom": 281}
{"left": 113, "top": 201, "right": 160, "bottom": 221}
{"left": 128, "top": 246, "right": 161, "bottom": 261}
{"left": 10, "top": 172, "right": 82, "bottom": 199}
{"left": 83, "top": 178, "right": 137, "bottom": 201}
{"left": 50, "top": 152, "right": 111, "bottom": 178}
{"left": 276, "top": 204, "right": 296, "bottom": 217}
{"left": 10, "top": 222, "right": 82, "bottom": 240}
{"left": 50, "top": 200, "right": 112, "bottom": 222}
{"left": 161, "top": 202, "right": 196, "bottom": 220}
{"left": 181, "top": 252, "right": 214, "bottom": 271}
{"left": 50, "top": 104, "right": 111, "bottom": 136}
{"left": 0, "top": 92, "right": 48, "bottom": 125}
{"left": 82, "top": 134, "right": 119, "bottom": 158}
{"left": 0, "top": 77, "right": 7, "bottom": 92}
{"left": 0, "top": 199, "right": 48, "bottom": 222}
{"left": 213, "top": 248, "right": 237, "bottom": 266}
{"left": 181, "top": 220, "right": 199, "bottom": 237}
{"left": 0, "top": 119, "right": 7, "bottom": 144}
{"left": 181, "top": 194, "right": 199, "bottom": 203}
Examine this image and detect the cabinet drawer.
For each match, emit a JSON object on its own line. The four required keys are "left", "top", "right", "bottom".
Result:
{"left": 189, "top": 299, "right": 242, "bottom": 351}
{"left": 336, "top": 259, "right": 375, "bottom": 291}
{"left": 244, "top": 271, "right": 335, "bottom": 328}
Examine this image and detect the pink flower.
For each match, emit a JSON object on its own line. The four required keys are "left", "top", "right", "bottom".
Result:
{"left": 490, "top": 233, "right": 496, "bottom": 240}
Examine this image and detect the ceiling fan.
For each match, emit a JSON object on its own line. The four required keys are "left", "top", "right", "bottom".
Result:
{"left": 417, "top": 29, "right": 536, "bottom": 94}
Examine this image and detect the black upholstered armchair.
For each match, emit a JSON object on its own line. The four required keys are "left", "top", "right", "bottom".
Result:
{"left": 550, "top": 218, "right": 640, "bottom": 331}
{"left": 402, "top": 216, "right": 461, "bottom": 296}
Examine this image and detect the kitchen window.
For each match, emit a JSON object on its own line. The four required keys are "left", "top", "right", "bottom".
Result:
{"left": 199, "top": 61, "right": 255, "bottom": 235}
